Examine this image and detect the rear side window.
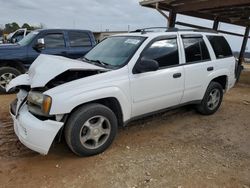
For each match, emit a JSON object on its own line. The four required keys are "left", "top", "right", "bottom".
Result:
{"left": 143, "top": 38, "right": 179, "bottom": 68}
{"left": 44, "top": 33, "right": 65, "bottom": 48}
{"left": 68, "top": 31, "right": 92, "bottom": 47}
{"left": 207, "top": 36, "right": 232, "bottom": 58}
{"left": 182, "top": 37, "right": 210, "bottom": 63}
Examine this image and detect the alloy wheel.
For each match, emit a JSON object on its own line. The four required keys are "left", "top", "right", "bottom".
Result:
{"left": 0, "top": 73, "right": 16, "bottom": 90}
{"left": 207, "top": 88, "right": 221, "bottom": 110}
{"left": 79, "top": 115, "right": 111, "bottom": 150}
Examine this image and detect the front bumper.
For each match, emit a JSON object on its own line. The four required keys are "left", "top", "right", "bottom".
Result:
{"left": 10, "top": 100, "right": 63, "bottom": 155}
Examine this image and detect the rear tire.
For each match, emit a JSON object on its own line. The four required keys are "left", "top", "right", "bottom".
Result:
{"left": 0, "top": 67, "right": 21, "bottom": 94}
{"left": 65, "top": 103, "right": 118, "bottom": 157}
{"left": 196, "top": 82, "right": 223, "bottom": 115}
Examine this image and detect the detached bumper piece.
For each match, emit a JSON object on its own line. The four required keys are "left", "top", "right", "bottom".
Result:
{"left": 10, "top": 101, "right": 63, "bottom": 155}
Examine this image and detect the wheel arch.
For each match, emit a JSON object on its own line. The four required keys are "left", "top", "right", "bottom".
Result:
{"left": 68, "top": 97, "right": 124, "bottom": 127}
{"left": 200, "top": 72, "right": 229, "bottom": 101}
{"left": 0, "top": 61, "right": 26, "bottom": 73}
{"left": 210, "top": 75, "right": 228, "bottom": 90}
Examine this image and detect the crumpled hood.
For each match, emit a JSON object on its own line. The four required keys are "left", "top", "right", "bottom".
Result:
{"left": 6, "top": 54, "right": 107, "bottom": 91}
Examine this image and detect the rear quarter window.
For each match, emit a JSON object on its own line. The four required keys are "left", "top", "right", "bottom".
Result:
{"left": 207, "top": 35, "right": 233, "bottom": 59}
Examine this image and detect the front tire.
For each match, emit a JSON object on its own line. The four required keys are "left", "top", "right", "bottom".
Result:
{"left": 65, "top": 103, "right": 118, "bottom": 157}
{"left": 196, "top": 82, "right": 223, "bottom": 115}
{"left": 0, "top": 67, "right": 21, "bottom": 94}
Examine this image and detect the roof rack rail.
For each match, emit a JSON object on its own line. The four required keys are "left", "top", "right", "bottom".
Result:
{"left": 130, "top": 27, "right": 170, "bottom": 34}
{"left": 175, "top": 28, "right": 218, "bottom": 33}
{"left": 130, "top": 27, "right": 218, "bottom": 34}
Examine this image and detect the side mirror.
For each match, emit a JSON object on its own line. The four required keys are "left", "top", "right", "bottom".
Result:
{"left": 134, "top": 58, "right": 159, "bottom": 74}
{"left": 34, "top": 38, "right": 45, "bottom": 52}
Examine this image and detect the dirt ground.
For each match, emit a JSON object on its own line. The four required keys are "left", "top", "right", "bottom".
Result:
{"left": 0, "top": 82, "right": 250, "bottom": 187}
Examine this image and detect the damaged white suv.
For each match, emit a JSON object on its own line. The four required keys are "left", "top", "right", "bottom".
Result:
{"left": 8, "top": 28, "right": 237, "bottom": 156}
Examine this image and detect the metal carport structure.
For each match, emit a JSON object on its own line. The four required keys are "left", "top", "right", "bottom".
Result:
{"left": 139, "top": 0, "right": 250, "bottom": 67}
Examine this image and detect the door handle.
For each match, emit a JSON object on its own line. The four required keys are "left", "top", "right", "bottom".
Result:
{"left": 207, "top": 67, "right": 214, "bottom": 71}
{"left": 173, "top": 73, "right": 182, "bottom": 78}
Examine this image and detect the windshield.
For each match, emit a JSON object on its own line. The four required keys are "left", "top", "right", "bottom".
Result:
{"left": 84, "top": 36, "right": 145, "bottom": 68}
{"left": 18, "top": 31, "right": 39, "bottom": 46}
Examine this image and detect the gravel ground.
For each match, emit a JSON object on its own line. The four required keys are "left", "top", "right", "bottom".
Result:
{"left": 0, "top": 84, "right": 249, "bottom": 188}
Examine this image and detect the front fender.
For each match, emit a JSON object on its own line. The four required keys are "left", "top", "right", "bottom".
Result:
{"left": 6, "top": 74, "right": 30, "bottom": 92}
{"left": 46, "top": 86, "right": 131, "bottom": 122}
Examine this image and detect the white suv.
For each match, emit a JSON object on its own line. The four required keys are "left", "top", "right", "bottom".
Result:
{"left": 8, "top": 28, "right": 237, "bottom": 156}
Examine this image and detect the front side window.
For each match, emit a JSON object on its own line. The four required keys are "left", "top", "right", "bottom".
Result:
{"left": 84, "top": 36, "right": 145, "bottom": 68}
{"left": 18, "top": 31, "right": 38, "bottom": 46}
{"left": 207, "top": 35, "right": 232, "bottom": 58}
{"left": 44, "top": 33, "right": 65, "bottom": 48}
{"left": 68, "top": 31, "right": 91, "bottom": 47}
{"left": 12, "top": 30, "right": 24, "bottom": 42}
{"left": 183, "top": 37, "right": 210, "bottom": 63}
{"left": 142, "top": 38, "right": 179, "bottom": 68}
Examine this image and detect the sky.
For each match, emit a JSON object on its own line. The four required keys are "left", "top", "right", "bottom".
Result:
{"left": 0, "top": 0, "right": 248, "bottom": 52}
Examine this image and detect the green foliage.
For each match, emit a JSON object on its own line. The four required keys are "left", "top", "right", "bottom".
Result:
{"left": 4, "top": 22, "right": 20, "bottom": 33}
{"left": 21, "top": 23, "right": 32, "bottom": 30}
{"left": 0, "top": 28, "right": 3, "bottom": 36}
{"left": 3, "top": 22, "right": 44, "bottom": 34}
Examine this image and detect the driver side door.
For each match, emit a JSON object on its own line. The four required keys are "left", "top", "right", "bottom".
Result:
{"left": 28, "top": 32, "right": 67, "bottom": 64}
{"left": 129, "top": 36, "right": 185, "bottom": 117}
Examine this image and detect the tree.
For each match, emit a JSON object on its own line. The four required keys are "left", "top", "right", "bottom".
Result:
{"left": 0, "top": 24, "right": 4, "bottom": 36}
{"left": 4, "top": 22, "right": 20, "bottom": 33}
{"left": 2, "top": 22, "right": 45, "bottom": 34}
{"left": 21, "top": 23, "right": 31, "bottom": 30}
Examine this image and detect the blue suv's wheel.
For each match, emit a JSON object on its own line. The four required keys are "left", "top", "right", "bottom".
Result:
{"left": 0, "top": 67, "right": 21, "bottom": 94}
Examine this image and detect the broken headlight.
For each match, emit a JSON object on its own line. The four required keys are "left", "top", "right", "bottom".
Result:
{"left": 27, "top": 91, "right": 52, "bottom": 116}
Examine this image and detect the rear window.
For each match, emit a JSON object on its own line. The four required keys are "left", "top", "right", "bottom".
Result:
{"left": 207, "top": 36, "right": 233, "bottom": 58}
{"left": 68, "top": 31, "right": 92, "bottom": 47}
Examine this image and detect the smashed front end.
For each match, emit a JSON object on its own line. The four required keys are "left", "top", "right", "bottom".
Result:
{"left": 7, "top": 54, "right": 108, "bottom": 154}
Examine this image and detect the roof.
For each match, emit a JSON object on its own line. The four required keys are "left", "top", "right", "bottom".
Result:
{"left": 140, "top": 0, "right": 250, "bottom": 27}
{"left": 130, "top": 27, "right": 218, "bottom": 33}
{"left": 93, "top": 31, "right": 128, "bottom": 34}
{"left": 115, "top": 29, "right": 221, "bottom": 38}
{"left": 34, "top": 29, "right": 92, "bottom": 33}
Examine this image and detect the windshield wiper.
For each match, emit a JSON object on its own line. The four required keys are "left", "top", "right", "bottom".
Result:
{"left": 82, "top": 57, "right": 90, "bottom": 62}
{"left": 91, "top": 59, "right": 110, "bottom": 66}
{"left": 82, "top": 57, "right": 111, "bottom": 68}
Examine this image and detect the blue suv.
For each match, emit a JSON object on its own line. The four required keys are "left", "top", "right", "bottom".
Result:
{"left": 0, "top": 29, "right": 96, "bottom": 93}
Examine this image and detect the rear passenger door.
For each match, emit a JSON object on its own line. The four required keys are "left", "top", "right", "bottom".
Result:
{"left": 180, "top": 34, "right": 214, "bottom": 103}
{"left": 66, "top": 31, "right": 93, "bottom": 59}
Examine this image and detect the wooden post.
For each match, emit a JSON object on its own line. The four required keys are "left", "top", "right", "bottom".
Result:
{"left": 213, "top": 18, "right": 219, "bottom": 30}
{"left": 239, "top": 26, "right": 250, "bottom": 65}
{"left": 168, "top": 10, "right": 177, "bottom": 28}
{"left": 155, "top": 2, "right": 169, "bottom": 27}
